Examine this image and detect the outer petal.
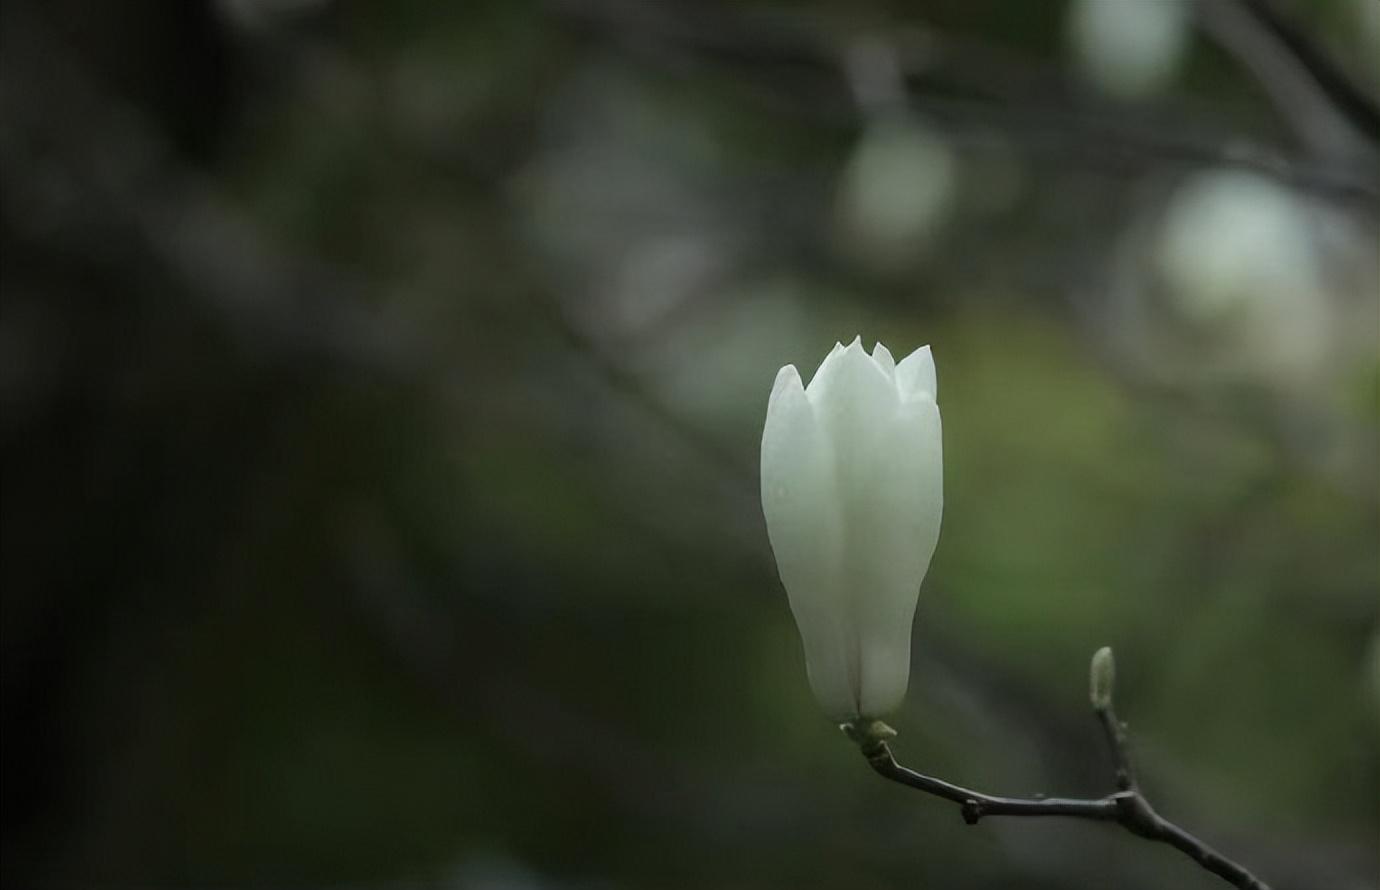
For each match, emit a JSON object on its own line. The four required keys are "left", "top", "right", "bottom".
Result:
{"left": 805, "top": 340, "right": 848, "bottom": 396}
{"left": 766, "top": 361, "right": 801, "bottom": 413}
{"left": 871, "top": 342, "right": 896, "bottom": 379}
{"left": 852, "top": 394, "right": 943, "bottom": 716}
{"left": 807, "top": 338, "right": 911, "bottom": 717}
{"left": 760, "top": 365, "right": 854, "bottom": 719}
{"left": 896, "top": 345, "right": 937, "bottom": 400}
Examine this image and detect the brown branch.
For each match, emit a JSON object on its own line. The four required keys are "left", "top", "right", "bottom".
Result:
{"left": 845, "top": 648, "right": 1270, "bottom": 890}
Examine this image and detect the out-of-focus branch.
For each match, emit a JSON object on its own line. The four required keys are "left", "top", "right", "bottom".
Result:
{"left": 1196, "top": 0, "right": 1378, "bottom": 158}
{"left": 0, "top": 6, "right": 438, "bottom": 377}
{"left": 847, "top": 648, "right": 1270, "bottom": 890}
{"left": 550, "top": 0, "right": 1380, "bottom": 206}
{"left": 1233, "top": 0, "right": 1380, "bottom": 144}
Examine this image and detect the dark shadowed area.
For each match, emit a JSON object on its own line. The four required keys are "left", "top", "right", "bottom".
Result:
{"left": 2, "top": 1, "right": 1377, "bottom": 888}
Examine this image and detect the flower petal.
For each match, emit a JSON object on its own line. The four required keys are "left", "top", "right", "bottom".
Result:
{"left": 896, "top": 345, "right": 937, "bottom": 400}
{"left": 805, "top": 340, "right": 847, "bottom": 394}
{"left": 851, "top": 396, "right": 943, "bottom": 716}
{"left": 807, "top": 337, "right": 897, "bottom": 426}
{"left": 761, "top": 365, "right": 856, "bottom": 719}
{"left": 809, "top": 339, "right": 913, "bottom": 717}
{"left": 871, "top": 342, "right": 896, "bottom": 379}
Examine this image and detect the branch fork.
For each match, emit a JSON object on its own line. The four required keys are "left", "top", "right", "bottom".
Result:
{"left": 844, "top": 647, "right": 1269, "bottom": 890}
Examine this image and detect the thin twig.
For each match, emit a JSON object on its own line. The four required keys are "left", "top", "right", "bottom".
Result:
{"left": 846, "top": 648, "right": 1270, "bottom": 890}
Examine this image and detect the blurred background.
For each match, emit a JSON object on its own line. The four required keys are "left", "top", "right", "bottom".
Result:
{"left": 2, "top": 0, "right": 1378, "bottom": 888}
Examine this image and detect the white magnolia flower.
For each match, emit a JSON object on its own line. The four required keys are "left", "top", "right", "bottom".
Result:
{"left": 761, "top": 338, "right": 943, "bottom": 721}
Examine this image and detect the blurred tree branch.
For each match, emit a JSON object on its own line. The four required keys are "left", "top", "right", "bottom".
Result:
{"left": 850, "top": 648, "right": 1270, "bottom": 890}
{"left": 551, "top": 0, "right": 1379, "bottom": 207}
{"left": 1196, "top": 0, "right": 1376, "bottom": 158}
{"left": 1231, "top": 0, "right": 1380, "bottom": 144}
{"left": 0, "top": 6, "right": 440, "bottom": 377}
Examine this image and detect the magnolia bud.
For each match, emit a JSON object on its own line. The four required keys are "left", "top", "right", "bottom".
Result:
{"left": 761, "top": 338, "right": 943, "bottom": 721}
{"left": 1090, "top": 646, "right": 1116, "bottom": 711}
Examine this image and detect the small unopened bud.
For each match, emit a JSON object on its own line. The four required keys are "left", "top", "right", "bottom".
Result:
{"left": 1090, "top": 646, "right": 1116, "bottom": 711}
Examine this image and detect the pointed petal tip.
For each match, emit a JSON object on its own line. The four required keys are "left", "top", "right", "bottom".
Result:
{"left": 769, "top": 364, "right": 803, "bottom": 405}
{"left": 897, "top": 343, "right": 938, "bottom": 399}
{"left": 871, "top": 341, "right": 896, "bottom": 377}
{"left": 840, "top": 337, "right": 876, "bottom": 367}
